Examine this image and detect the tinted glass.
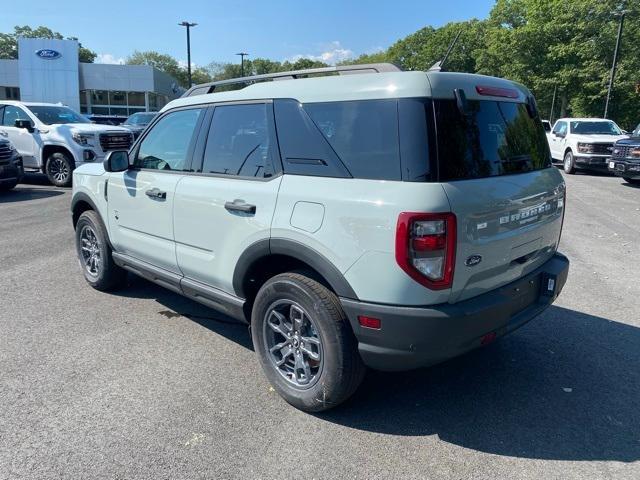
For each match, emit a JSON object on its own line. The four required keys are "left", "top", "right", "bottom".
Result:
{"left": 398, "top": 98, "right": 433, "bottom": 181}
{"left": 26, "top": 106, "right": 89, "bottom": 125}
{"left": 434, "top": 99, "right": 551, "bottom": 181}
{"left": 202, "top": 103, "right": 275, "bottom": 177}
{"left": 2, "top": 105, "right": 30, "bottom": 127}
{"left": 570, "top": 121, "right": 621, "bottom": 135}
{"left": 134, "top": 108, "right": 203, "bottom": 171}
{"left": 304, "top": 100, "right": 401, "bottom": 180}
{"left": 273, "top": 99, "right": 349, "bottom": 178}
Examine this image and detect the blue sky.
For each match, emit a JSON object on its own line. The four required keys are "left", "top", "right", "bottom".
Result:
{"left": 1, "top": 0, "right": 494, "bottom": 67}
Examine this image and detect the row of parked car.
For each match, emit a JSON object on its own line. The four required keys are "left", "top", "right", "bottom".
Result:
{"left": 542, "top": 118, "right": 640, "bottom": 184}
{"left": 0, "top": 101, "right": 156, "bottom": 190}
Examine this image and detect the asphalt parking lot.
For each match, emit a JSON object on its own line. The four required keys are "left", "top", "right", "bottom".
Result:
{"left": 1, "top": 171, "right": 639, "bottom": 479}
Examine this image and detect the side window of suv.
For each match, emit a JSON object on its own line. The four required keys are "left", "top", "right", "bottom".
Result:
{"left": 552, "top": 121, "right": 567, "bottom": 136}
{"left": 200, "top": 103, "right": 276, "bottom": 178}
{"left": 2, "top": 105, "right": 29, "bottom": 127}
{"left": 134, "top": 108, "right": 203, "bottom": 171}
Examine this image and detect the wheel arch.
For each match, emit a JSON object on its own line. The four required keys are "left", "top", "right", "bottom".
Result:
{"left": 42, "top": 144, "right": 76, "bottom": 171}
{"left": 233, "top": 238, "right": 358, "bottom": 307}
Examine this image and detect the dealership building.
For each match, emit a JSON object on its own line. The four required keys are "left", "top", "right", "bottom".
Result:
{"left": 0, "top": 38, "right": 182, "bottom": 118}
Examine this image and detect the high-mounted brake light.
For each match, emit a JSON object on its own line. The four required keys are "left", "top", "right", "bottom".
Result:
{"left": 475, "top": 85, "right": 520, "bottom": 99}
{"left": 395, "top": 212, "right": 457, "bottom": 290}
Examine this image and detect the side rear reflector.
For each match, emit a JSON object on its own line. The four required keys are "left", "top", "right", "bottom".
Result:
{"left": 358, "top": 315, "right": 381, "bottom": 330}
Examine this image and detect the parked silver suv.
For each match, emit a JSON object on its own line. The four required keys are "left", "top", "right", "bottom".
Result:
{"left": 71, "top": 64, "right": 569, "bottom": 412}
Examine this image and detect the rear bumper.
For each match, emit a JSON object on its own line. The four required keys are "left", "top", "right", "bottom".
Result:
{"left": 340, "top": 253, "right": 570, "bottom": 371}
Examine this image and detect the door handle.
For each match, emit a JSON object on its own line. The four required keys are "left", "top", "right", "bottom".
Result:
{"left": 145, "top": 188, "right": 166, "bottom": 199}
{"left": 224, "top": 199, "right": 256, "bottom": 214}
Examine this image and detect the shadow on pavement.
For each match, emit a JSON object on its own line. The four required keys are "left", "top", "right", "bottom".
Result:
{"left": 0, "top": 186, "right": 64, "bottom": 203}
{"left": 110, "top": 276, "right": 640, "bottom": 462}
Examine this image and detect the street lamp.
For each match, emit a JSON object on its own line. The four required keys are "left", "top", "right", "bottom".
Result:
{"left": 236, "top": 52, "right": 249, "bottom": 77}
{"left": 179, "top": 21, "right": 197, "bottom": 87}
{"left": 604, "top": 7, "right": 629, "bottom": 119}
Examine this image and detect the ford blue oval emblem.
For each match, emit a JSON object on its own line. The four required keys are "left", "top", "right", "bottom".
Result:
{"left": 465, "top": 255, "right": 483, "bottom": 267}
{"left": 35, "top": 49, "right": 62, "bottom": 60}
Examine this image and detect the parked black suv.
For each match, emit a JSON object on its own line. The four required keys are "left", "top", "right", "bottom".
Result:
{"left": 609, "top": 123, "right": 640, "bottom": 185}
{"left": 0, "top": 138, "right": 23, "bottom": 191}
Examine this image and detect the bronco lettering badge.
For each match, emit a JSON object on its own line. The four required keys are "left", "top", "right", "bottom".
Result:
{"left": 465, "top": 255, "right": 483, "bottom": 267}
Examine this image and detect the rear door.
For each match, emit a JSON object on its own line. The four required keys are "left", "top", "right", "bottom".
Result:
{"left": 107, "top": 107, "right": 205, "bottom": 273}
{"left": 434, "top": 98, "right": 565, "bottom": 303}
{"left": 173, "top": 102, "right": 282, "bottom": 295}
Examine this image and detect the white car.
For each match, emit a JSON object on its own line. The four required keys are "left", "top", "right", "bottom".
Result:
{"left": 547, "top": 117, "right": 627, "bottom": 174}
{"left": 0, "top": 101, "right": 133, "bottom": 186}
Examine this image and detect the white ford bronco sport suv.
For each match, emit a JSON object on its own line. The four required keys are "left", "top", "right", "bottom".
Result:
{"left": 71, "top": 64, "right": 569, "bottom": 412}
{"left": 0, "top": 101, "right": 133, "bottom": 187}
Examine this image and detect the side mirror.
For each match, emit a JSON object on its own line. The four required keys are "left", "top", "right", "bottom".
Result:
{"left": 103, "top": 150, "right": 129, "bottom": 172}
{"left": 14, "top": 119, "right": 34, "bottom": 133}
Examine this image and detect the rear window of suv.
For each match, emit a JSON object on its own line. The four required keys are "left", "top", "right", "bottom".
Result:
{"left": 434, "top": 99, "right": 551, "bottom": 181}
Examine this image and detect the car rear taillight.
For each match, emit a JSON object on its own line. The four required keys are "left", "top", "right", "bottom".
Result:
{"left": 395, "top": 212, "right": 456, "bottom": 290}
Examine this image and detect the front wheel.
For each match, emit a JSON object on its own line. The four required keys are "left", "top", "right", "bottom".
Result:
{"left": 75, "top": 210, "right": 127, "bottom": 291}
{"left": 251, "top": 272, "right": 365, "bottom": 412}
{"left": 563, "top": 151, "right": 576, "bottom": 174}
{"left": 623, "top": 177, "right": 640, "bottom": 185}
{"left": 45, "top": 152, "right": 74, "bottom": 187}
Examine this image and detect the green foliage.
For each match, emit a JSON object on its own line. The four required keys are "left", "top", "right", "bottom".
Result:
{"left": 0, "top": 25, "right": 96, "bottom": 62}
{"left": 349, "top": 0, "right": 640, "bottom": 128}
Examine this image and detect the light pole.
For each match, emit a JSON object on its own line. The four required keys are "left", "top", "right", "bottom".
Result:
{"left": 179, "top": 21, "right": 197, "bottom": 87}
{"left": 236, "top": 52, "right": 249, "bottom": 77}
{"left": 604, "top": 8, "right": 628, "bottom": 119}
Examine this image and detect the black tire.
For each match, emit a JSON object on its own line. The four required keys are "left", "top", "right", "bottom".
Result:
{"left": 45, "top": 152, "right": 74, "bottom": 187}
{"left": 0, "top": 180, "right": 18, "bottom": 191}
{"left": 623, "top": 177, "right": 640, "bottom": 185}
{"left": 251, "top": 272, "right": 365, "bottom": 412}
{"left": 563, "top": 150, "right": 576, "bottom": 174}
{"left": 75, "top": 210, "right": 127, "bottom": 291}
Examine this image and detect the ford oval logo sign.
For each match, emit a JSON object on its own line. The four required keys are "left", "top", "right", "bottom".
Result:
{"left": 35, "top": 49, "right": 62, "bottom": 60}
{"left": 465, "top": 255, "right": 483, "bottom": 267}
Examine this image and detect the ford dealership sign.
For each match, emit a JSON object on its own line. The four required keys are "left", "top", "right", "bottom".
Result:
{"left": 35, "top": 49, "right": 62, "bottom": 60}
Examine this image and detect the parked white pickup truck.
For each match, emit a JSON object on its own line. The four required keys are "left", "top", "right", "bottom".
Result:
{"left": 0, "top": 101, "right": 133, "bottom": 187}
{"left": 547, "top": 118, "right": 627, "bottom": 174}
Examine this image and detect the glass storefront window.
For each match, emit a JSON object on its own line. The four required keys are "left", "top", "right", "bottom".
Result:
{"left": 109, "top": 91, "right": 127, "bottom": 106}
{"left": 91, "top": 106, "right": 109, "bottom": 115}
{"left": 128, "top": 107, "right": 146, "bottom": 115}
{"left": 91, "top": 90, "right": 108, "bottom": 105}
{"left": 109, "top": 107, "right": 128, "bottom": 117}
{"left": 128, "top": 92, "right": 145, "bottom": 107}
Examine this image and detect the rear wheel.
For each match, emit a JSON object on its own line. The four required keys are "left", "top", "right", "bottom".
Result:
{"left": 75, "top": 210, "right": 127, "bottom": 291}
{"left": 45, "top": 152, "right": 74, "bottom": 187}
{"left": 251, "top": 272, "right": 365, "bottom": 412}
{"left": 563, "top": 151, "right": 576, "bottom": 174}
{"left": 623, "top": 177, "right": 640, "bottom": 185}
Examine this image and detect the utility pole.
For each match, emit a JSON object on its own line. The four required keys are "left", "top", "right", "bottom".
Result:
{"left": 236, "top": 52, "right": 249, "bottom": 77}
{"left": 604, "top": 8, "right": 628, "bottom": 119}
{"left": 179, "top": 21, "right": 197, "bottom": 87}
{"left": 549, "top": 85, "right": 557, "bottom": 124}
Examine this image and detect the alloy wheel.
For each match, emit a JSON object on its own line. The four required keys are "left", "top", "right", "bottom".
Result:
{"left": 79, "top": 225, "right": 101, "bottom": 277}
{"left": 49, "top": 157, "right": 69, "bottom": 183}
{"left": 263, "top": 300, "right": 323, "bottom": 388}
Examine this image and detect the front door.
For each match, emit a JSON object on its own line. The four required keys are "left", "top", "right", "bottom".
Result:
{"left": 174, "top": 102, "right": 282, "bottom": 295}
{"left": 107, "top": 107, "right": 205, "bottom": 273}
{"left": 549, "top": 121, "right": 567, "bottom": 160}
{"left": 0, "top": 105, "right": 38, "bottom": 167}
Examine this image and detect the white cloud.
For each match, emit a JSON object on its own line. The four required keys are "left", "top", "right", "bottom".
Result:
{"left": 96, "top": 53, "right": 125, "bottom": 65}
{"left": 288, "top": 41, "right": 355, "bottom": 65}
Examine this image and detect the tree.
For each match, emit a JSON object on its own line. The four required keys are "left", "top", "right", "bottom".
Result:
{"left": 0, "top": 25, "right": 96, "bottom": 62}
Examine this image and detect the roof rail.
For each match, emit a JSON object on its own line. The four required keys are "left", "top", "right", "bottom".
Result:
{"left": 181, "top": 63, "right": 402, "bottom": 98}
